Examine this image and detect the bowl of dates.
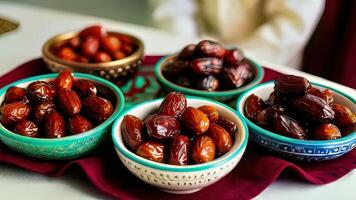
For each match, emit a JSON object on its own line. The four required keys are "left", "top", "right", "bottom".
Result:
{"left": 112, "top": 92, "right": 248, "bottom": 194}
{"left": 237, "top": 75, "right": 356, "bottom": 161}
{"left": 0, "top": 71, "right": 125, "bottom": 160}
{"left": 42, "top": 25, "right": 144, "bottom": 82}
{"left": 155, "top": 40, "right": 264, "bottom": 101}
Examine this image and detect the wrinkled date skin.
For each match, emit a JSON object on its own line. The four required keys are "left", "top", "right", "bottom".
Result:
{"left": 177, "top": 44, "right": 196, "bottom": 60}
{"left": 181, "top": 107, "right": 210, "bottom": 135}
{"left": 224, "top": 48, "right": 244, "bottom": 66}
{"left": 158, "top": 92, "right": 187, "bottom": 117}
{"left": 32, "top": 101, "right": 56, "bottom": 122}
{"left": 162, "top": 61, "right": 190, "bottom": 80}
{"left": 0, "top": 102, "right": 31, "bottom": 126}
{"left": 273, "top": 115, "right": 306, "bottom": 140}
{"left": 244, "top": 94, "right": 266, "bottom": 121}
{"left": 198, "top": 105, "right": 219, "bottom": 122}
{"left": 121, "top": 115, "right": 144, "bottom": 150}
{"left": 291, "top": 94, "right": 334, "bottom": 122}
{"left": 44, "top": 111, "right": 66, "bottom": 138}
{"left": 191, "top": 135, "right": 216, "bottom": 164}
{"left": 216, "top": 117, "right": 237, "bottom": 135}
{"left": 168, "top": 135, "right": 190, "bottom": 165}
{"left": 57, "top": 89, "right": 82, "bottom": 116}
{"left": 55, "top": 70, "right": 73, "bottom": 91}
{"left": 266, "top": 91, "right": 283, "bottom": 106}
{"left": 314, "top": 123, "right": 341, "bottom": 140}
{"left": 136, "top": 141, "right": 165, "bottom": 163}
{"left": 196, "top": 40, "right": 226, "bottom": 58}
{"left": 195, "top": 75, "right": 219, "bottom": 91}
{"left": 145, "top": 114, "right": 181, "bottom": 141}
{"left": 81, "top": 96, "right": 113, "bottom": 123}
{"left": 331, "top": 104, "right": 356, "bottom": 127}
{"left": 14, "top": 120, "right": 39, "bottom": 138}
{"left": 4, "top": 86, "right": 27, "bottom": 104}
{"left": 224, "top": 62, "right": 253, "bottom": 88}
{"left": 191, "top": 58, "right": 223, "bottom": 76}
{"left": 274, "top": 75, "right": 311, "bottom": 97}
{"left": 27, "top": 81, "right": 56, "bottom": 102}
{"left": 73, "top": 79, "right": 97, "bottom": 97}
{"left": 256, "top": 106, "right": 285, "bottom": 127}
{"left": 307, "top": 87, "right": 327, "bottom": 102}
{"left": 207, "top": 124, "right": 233, "bottom": 154}
{"left": 68, "top": 115, "right": 93, "bottom": 134}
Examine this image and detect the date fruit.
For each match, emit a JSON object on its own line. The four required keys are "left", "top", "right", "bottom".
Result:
{"left": 196, "top": 40, "right": 225, "bottom": 58}
{"left": 158, "top": 91, "right": 187, "bottom": 117}
{"left": 145, "top": 114, "right": 181, "bottom": 141}
{"left": 68, "top": 36, "right": 81, "bottom": 49}
{"left": 0, "top": 102, "right": 31, "bottom": 126}
{"left": 198, "top": 105, "right": 219, "bottom": 122}
{"left": 4, "top": 86, "right": 27, "bottom": 104}
{"left": 94, "top": 51, "right": 112, "bottom": 63}
{"left": 244, "top": 94, "right": 266, "bottom": 121}
{"left": 79, "top": 25, "right": 106, "bottom": 39}
{"left": 307, "top": 87, "right": 327, "bottom": 102}
{"left": 224, "top": 48, "right": 244, "bottom": 66}
{"left": 224, "top": 62, "right": 253, "bottom": 88}
{"left": 162, "top": 61, "right": 190, "bottom": 80}
{"left": 314, "top": 123, "right": 341, "bottom": 140}
{"left": 207, "top": 124, "right": 233, "bottom": 154}
{"left": 81, "top": 96, "right": 113, "bottom": 123}
{"left": 274, "top": 75, "right": 311, "bottom": 97}
{"left": 196, "top": 75, "right": 219, "bottom": 91}
{"left": 44, "top": 111, "right": 66, "bottom": 138}
{"left": 256, "top": 106, "right": 285, "bottom": 127}
{"left": 121, "top": 115, "right": 144, "bottom": 150}
{"left": 68, "top": 115, "right": 93, "bottom": 134}
{"left": 55, "top": 70, "right": 73, "bottom": 91}
{"left": 323, "top": 89, "right": 334, "bottom": 104}
{"left": 177, "top": 44, "right": 196, "bottom": 60}
{"left": 273, "top": 115, "right": 306, "bottom": 140}
{"left": 32, "top": 101, "right": 56, "bottom": 122}
{"left": 57, "top": 47, "right": 76, "bottom": 61}
{"left": 136, "top": 141, "right": 165, "bottom": 163}
{"left": 191, "top": 58, "right": 223, "bottom": 76}
{"left": 331, "top": 104, "right": 356, "bottom": 127}
{"left": 216, "top": 117, "right": 237, "bottom": 135}
{"left": 14, "top": 120, "right": 39, "bottom": 138}
{"left": 181, "top": 107, "right": 210, "bottom": 135}
{"left": 168, "top": 135, "right": 190, "bottom": 165}
{"left": 81, "top": 36, "right": 100, "bottom": 57}
{"left": 73, "top": 79, "right": 97, "bottom": 97}
{"left": 191, "top": 135, "right": 216, "bottom": 164}
{"left": 102, "top": 35, "right": 121, "bottom": 53}
{"left": 291, "top": 94, "right": 334, "bottom": 122}
{"left": 27, "top": 81, "right": 56, "bottom": 102}
{"left": 57, "top": 89, "right": 81, "bottom": 116}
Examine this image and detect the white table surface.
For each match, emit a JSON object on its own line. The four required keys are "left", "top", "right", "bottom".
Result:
{"left": 0, "top": 2, "right": 355, "bottom": 200}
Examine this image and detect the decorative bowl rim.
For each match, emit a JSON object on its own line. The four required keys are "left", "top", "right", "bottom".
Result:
{"left": 112, "top": 96, "right": 249, "bottom": 172}
{"left": 154, "top": 54, "right": 264, "bottom": 97}
{"left": 0, "top": 72, "right": 125, "bottom": 143}
{"left": 236, "top": 80, "right": 356, "bottom": 146}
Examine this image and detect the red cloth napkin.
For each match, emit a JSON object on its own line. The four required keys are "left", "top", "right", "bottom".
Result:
{"left": 0, "top": 56, "right": 355, "bottom": 200}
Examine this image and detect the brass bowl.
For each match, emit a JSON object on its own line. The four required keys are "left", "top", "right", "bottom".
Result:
{"left": 42, "top": 31, "right": 144, "bottom": 82}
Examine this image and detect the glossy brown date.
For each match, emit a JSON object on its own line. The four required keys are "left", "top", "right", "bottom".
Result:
{"left": 256, "top": 106, "right": 285, "bottom": 127}
{"left": 13, "top": 120, "right": 39, "bottom": 138}
{"left": 81, "top": 96, "right": 113, "bottom": 123}
{"left": 181, "top": 107, "right": 210, "bottom": 135}
{"left": 4, "top": 86, "right": 27, "bottom": 104}
{"left": 145, "top": 114, "right": 181, "bottom": 141}
{"left": 191, "top": 135, "right": 216, "bottom": 164}
{"left": 196, "top": 40, "right": 225, "bottom": 58}
{"left": 162, "top": 61, "right": 190, "bottom": 80}
{"left": 177, "top": 44, "right": 196, "bottom": 60}
{"left": 198, "top": 105, "right": 219, "bottom": 122}
{"left": 73, "top": 79, "right": 97, "bottom": 97}
{"left": 57, "top": 89, "right": 82, "bottom": 116}
{"left": 121, "top": 115, "right": 144, "bottom": 150}
{"left": 331, "top": 104, "right": 356, "bottom": 127}
{"left": 79, "top": 25, "right": 106, "bottom": 39}
{"left": 57, "top": 47, "right": 76, "bottom": 61}
{"left": 102, "top": 35, "right": 121, "bottom": 53}
{"left": 314, "top": 123, "right": 341, "bottom": 140}
{"left": 81, "top": 36, "right": 100, "bottom": 57}
{"left": 44, "top": 111, "right": 66, "bottom": 138}
{"left": 158, "top": 91, "right": 187, "bottom": 117}
{"left": 274, "top": 75, "right": 311, "bottom": 97}
{"left": 27, "top": 81, "right": 56, "bottom": 102}
{"left": 273, "top": 115, "right": 306, "bottom": 140}
{"left": 136, "top": 141, "right": 165, "bottom": 163}
{"left": 195, "top": 75, "right": 219, "bottom": 91}
{"left": 68, "top": 115, "right": 93, "bottom": 135}
{"left": 207, "top": 124, "right": 233, "bottom": 154}
{"left": 224, "top": 48, "right": 244, "bottom": 66}
{"left": 244, "top": 94, "right": 266, "bottom": 121}
{"left": 168, "top": 135, "right": 190, "bottom": 165}
{"left": 224, "top": 62, "right": 253, "bottom": 88}
{"left": 32, "top": 101, "right": 56, "bottom": 122}
{"left": 191, "top": 58, "right": 223, "bottom": 76}
{"left": 216, "top": 117, "right": 237, "bottom": 135}
{"left": 55, "top": 70, "right": 73, "bottom": 91}
{"left": 0, "top": 102, "right": 31, "bottom": 126}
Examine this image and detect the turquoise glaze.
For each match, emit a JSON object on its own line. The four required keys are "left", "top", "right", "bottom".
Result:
{"left": 236, "top": 81, "right": 356, "bottom": 161}
{"left": 112, "top": 96, "right": 248, "bottom": 172}
{"left": 0, "top": 73, "right": 125, "bottom": 160}
{"left": 154, "top": 55, "right": 264, "bottom": 102}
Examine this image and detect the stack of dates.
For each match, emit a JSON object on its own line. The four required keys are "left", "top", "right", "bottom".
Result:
{"left": 0, "top": 71, "right": 114, "bottom": 138}
{"left": 162, "top": 40, "right": 255, "bottom": 91}
{"left": 121, "top": 92, "right": 237, "bottom": 165}
{"left": 244, "top": 75, "right": 356, "bottom": 140}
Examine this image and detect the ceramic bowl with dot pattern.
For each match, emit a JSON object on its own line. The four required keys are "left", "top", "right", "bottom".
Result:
{"left": 112, "top": 96, "right": 248, "bottom": 194}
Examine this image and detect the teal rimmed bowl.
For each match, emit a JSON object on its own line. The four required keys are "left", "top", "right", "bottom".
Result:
{"left": 236, "top": 81, "right": 356, "bottom": 161}
{"left": 0, "top": 73, "right": 125, "bottom": 160}
{"left": 154, "top": 54, "right": 264, "bottom": 102}
{"left": 112, "top": 96, "right": 248, "bottom": 194}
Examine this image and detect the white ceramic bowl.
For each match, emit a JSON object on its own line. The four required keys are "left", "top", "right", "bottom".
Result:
{"left": 236, "top": 81, "right": 356, "bottom": 161}
{"left": 112, "top": 96, "right": 248, "bottom": 194}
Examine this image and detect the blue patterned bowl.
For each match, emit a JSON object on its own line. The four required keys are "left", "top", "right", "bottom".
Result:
{"left": 236, "top": 81, "right": 356, "bottom": 162}
{"left": 112, "top": 96, "right": 248, "bottom": 194}
{"left": 0, "top": 73, "right": 125, "bottom": 160}
{"left": 154, "top": 54, "right": 264, "bottom": 102}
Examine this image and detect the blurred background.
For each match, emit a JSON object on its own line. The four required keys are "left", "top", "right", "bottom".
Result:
{"left": 1, "top": 0, "right": 355, "bottom": 88}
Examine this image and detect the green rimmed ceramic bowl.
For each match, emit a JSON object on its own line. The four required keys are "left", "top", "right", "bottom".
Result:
{"left": 0, "top": 73, "right": 125, "bottom": 160}
{"left": 154, "top": 54, "right": 264, "bottom": 102}
{"left": 236, "top": 81, "right": 356, "bottom": 161}
{"left": 112, "top": 96, "right": 248, "bottom": 194}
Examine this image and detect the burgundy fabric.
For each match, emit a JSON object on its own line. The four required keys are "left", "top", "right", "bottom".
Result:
{"left": 0, "top": 57, "right": 355, "bottom": 200}
{"left": 302, "top": 0, "right": 356, "bottom": 89}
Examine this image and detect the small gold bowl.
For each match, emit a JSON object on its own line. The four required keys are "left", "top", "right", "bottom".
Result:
{"left": 42, "top": 31, "right": 144, "bottom": 82}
